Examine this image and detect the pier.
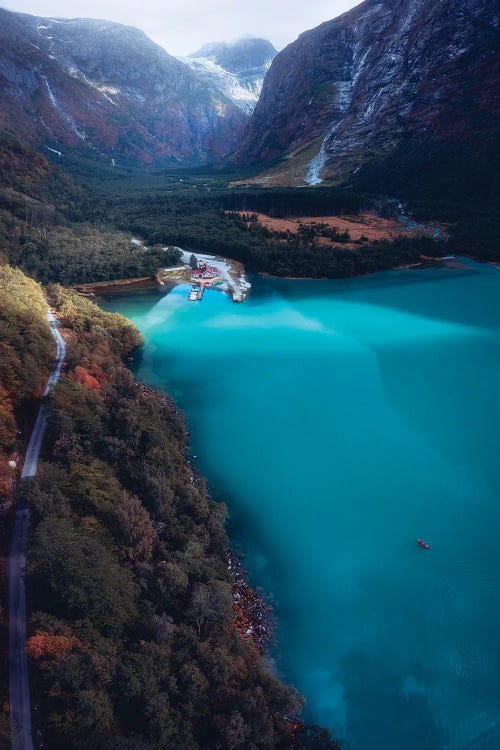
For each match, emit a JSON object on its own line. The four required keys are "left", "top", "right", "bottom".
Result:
{"left": 187, "top": 255, "right": 248, "bottom": 302}
{"left": 161, "top": 250, "right": 250, "bottom": 303}
{"left": 188, "top": 286, "right": 204, "bottom": 301}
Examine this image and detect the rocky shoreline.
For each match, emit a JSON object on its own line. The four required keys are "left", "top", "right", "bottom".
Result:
{"left": 141, "top": 385, "right": 275, "bottom": 654}
{"left": 226, "top": 549, "right": 275, "bottom": 653}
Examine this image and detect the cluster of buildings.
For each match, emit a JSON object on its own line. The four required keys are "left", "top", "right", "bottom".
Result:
{"left": 189, "top": 261, "right": 224, "bottom": 300}
{"left": 191, "top": 262, "right": 221, "bottom": 281}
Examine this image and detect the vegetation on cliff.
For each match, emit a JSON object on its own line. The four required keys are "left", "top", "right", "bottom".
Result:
{"left": 0, "top": 266, "right": 53, "bottom": 490}
{"left": 7, "top": 285, "right": 336, "bottom": 750}
{"left": 0, "top": 265, "right": 54, "bottom": 748}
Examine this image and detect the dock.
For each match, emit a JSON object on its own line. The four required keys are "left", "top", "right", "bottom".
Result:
{"left": 177, "top": 251, "right": 250, "bottom": 303}
{"left": 188, "top": 286, "right": 203, "bottom": 301}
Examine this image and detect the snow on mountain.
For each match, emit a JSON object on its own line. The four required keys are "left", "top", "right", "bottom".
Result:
{"left": 0, "top": 8, "right": 246, "bottom": 166}
{"left": 183, "top": 38, "right": 277, "bottom": 113}
{"left": 179, "top": 56, "right": 259, "bottom": 114}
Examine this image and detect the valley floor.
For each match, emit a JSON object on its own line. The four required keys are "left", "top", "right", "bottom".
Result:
{"left": 235, "top": 211, "right": 444, "bottom": 249}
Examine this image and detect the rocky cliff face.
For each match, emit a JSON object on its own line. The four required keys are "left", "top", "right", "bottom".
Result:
{"left": 234, "top": 0, "right": 500, "bottom": 194}
{"left": 0, "top": 9, "right": 247, "bottom": 166}
{"left": 184, "top": 39, "right": 277, "bottom": 113}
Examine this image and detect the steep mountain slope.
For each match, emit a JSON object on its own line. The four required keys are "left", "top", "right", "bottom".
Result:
{"left": 0, "top": 9, "right": 246, "bottom": 166}
{"left": 234, "top": 0, "right": 500, "bottom": 199}
{"left": 184, "top": 39, "right": 277, "bottom": 113}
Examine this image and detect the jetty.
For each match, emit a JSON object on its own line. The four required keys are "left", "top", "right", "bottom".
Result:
{"left": 188, "top": 286, "right": 203, "bottom": 301}
{"left": 158, "top": 249, "right": 250, "bottom": 303}
{"left": 184, "top": 253, "right": 249, "bottom": 303}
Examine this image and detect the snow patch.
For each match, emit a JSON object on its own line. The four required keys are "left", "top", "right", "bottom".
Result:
{"left": 72, "top": 69, "right": 118, "bottom": 106}
{"left": 180, "top": 56, "right": 262, "bottom": 113}
{"left": 99, "top": 90, "right": 117, "bottom": 106}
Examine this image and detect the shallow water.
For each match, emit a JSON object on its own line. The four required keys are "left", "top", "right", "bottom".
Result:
{"left": 102, "top": 261, "right": 500, "bottom": 750}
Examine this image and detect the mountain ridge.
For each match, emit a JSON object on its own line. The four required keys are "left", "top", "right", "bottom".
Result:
{"left": 0, "top": 8, "right": 247, "bottom": 166}
{"left": 233, "top": 0, "right": 500, "bottom": 199}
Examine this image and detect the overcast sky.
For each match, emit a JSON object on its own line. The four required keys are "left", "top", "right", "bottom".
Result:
{"left": 3, "top": 0, "right": 361, "bottom": 55}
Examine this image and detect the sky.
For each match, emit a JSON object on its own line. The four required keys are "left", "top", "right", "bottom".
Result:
{"left": 3, "top": 0, "right": 361, "bottom": 56}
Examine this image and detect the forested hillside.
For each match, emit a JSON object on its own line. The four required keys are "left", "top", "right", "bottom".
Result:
{"left": 0, "top": 266, "right": 55, "bottom": 747}
{"left": 0, "top": 133, "right": 179, "bottom": 284}
{"left": 0, "top": 267, "right": 53, "bottom": 492}
{"left": 0, "top": 272, "right": 338, "bottom": 749}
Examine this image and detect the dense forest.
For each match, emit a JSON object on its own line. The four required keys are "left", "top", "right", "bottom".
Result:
{"left": 352, "top": 133, "right": 500, "bottom": 210}
{"left": 103, "top": 193, "right": 445, "bottom": 278}
{"left": 0, "top": 266, "right": 55, "bottom": 746}
{"left": 0, "top": 267, "right": 54, "bottom": 460}
{"left": 0, "top": 270, "right": 338, "bottom": 750}
{"left": 81, "top": 178, "right": 499, "bottom": 277}
{"left": 0, "top": 134, "right": 180, "bottom": 284}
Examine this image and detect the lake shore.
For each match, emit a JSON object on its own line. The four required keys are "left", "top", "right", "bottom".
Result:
{"left": 259, "top": 254, "right": 469, "bottom": 281}
{"left": 101, "top": 264, "right": 500, "bottom": 747}
{"left": 227, "top": 549, "right": 275, "bottom": 653}
{"left": 73, "top": 275, "right": 164, "bottom": 295}
{"left": 73, "top": 249, "right": 251, "bottom": 302}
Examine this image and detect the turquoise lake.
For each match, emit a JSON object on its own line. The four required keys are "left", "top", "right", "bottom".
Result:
{"left": 102, "top": 261, "right": 500, "bottom": 750}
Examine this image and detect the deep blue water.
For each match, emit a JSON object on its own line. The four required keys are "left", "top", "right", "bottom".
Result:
{"left": 102, "top": 261, "right": 500, "bottom": 750}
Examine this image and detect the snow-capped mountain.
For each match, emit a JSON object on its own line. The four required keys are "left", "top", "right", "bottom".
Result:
{"left": 183, "top": 38, "right": 277, "bottom": 113}
{"left": 0, "top": 9, "right": 246, "bottom": 166}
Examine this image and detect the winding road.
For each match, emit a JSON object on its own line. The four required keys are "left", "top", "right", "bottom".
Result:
{"left": 9, "top": 310, "right": 66, "bottom": 750}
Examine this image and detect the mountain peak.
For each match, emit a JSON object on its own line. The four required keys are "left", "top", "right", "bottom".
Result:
{"left": 189, "top": 38, "right": 277, "bottom": 73}
{"left": 184, "top": 37, "right": 277, "bottom": 114}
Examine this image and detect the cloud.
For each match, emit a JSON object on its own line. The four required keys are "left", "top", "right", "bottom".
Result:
{"left": 4, "top": 0, "right": 361, "bottom": 55}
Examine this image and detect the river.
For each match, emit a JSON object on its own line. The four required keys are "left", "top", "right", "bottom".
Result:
{"left": 101, "top": 259, "right": 500, "bottom": 750}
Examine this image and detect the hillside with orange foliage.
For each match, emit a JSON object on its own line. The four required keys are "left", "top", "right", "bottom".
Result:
{"left": 236, "top": 211, "right": 435, "bottom": 249}
{"left": 27, "top": 631, "right": 83, "bottom": 660}
{"left": 73, "top": 364, "right": 105, "bottom": 393}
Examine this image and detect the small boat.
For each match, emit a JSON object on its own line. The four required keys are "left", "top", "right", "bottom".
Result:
{"left": 417, "top": 538, "right": 430, "bottom": 550}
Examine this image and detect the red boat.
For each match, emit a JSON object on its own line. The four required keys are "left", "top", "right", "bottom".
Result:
{"left": 417, "top": 538, "right": 430, "bottom": 550}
